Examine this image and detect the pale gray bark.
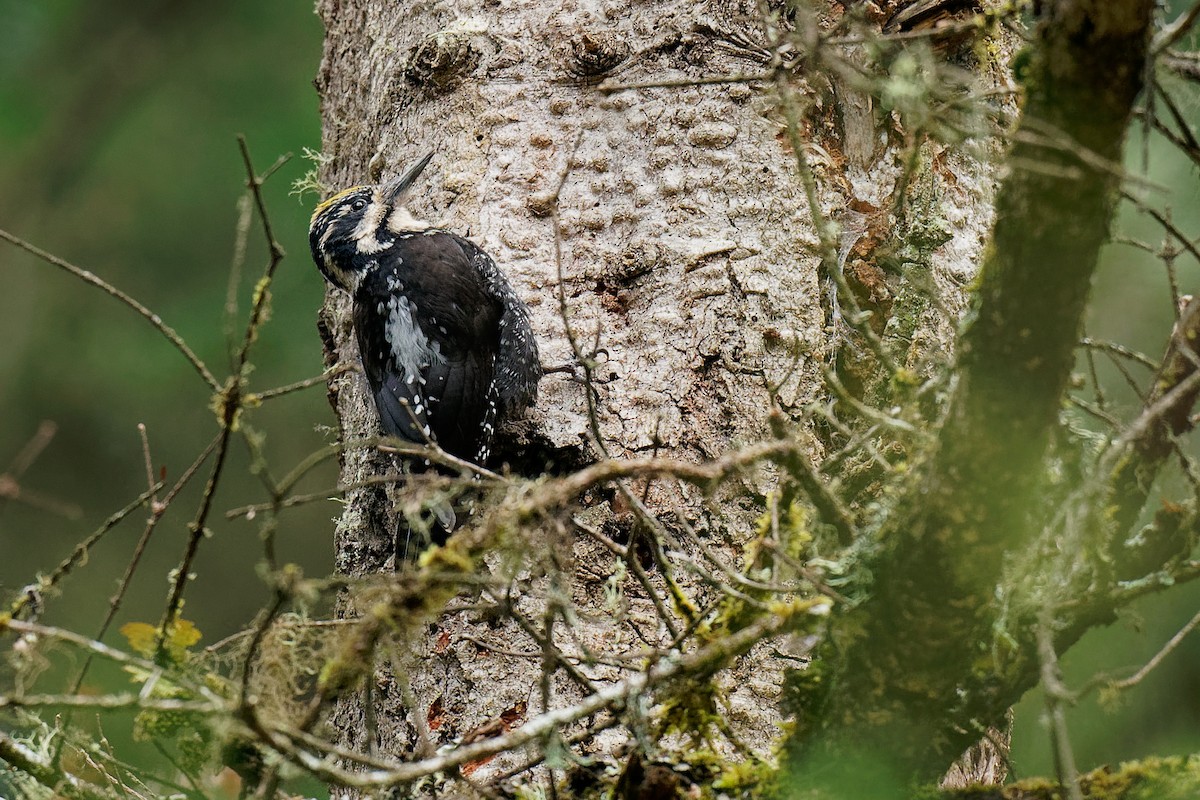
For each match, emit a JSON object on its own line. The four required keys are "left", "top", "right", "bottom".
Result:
{"left": 311, "top": 0, "right": 1008, "bottom": 793}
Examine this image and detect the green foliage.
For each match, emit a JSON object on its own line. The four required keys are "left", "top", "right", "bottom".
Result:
{"left": 0, "top": 0, "right": 331, "bottom": 649}
{"left": 910, "top": 755, "right": 1200, "bottom": 799}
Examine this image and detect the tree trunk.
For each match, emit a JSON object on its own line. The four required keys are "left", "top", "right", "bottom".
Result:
{"left": 784, "top": 1, "right": 1155, "bottom": 789}
{"left": 311, "top": 0, "right": 1006, "bottom": 793}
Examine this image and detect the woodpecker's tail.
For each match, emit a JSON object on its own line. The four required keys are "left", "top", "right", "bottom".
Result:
{"left": 395, "top": 499, "right": 455, "bottom": 563}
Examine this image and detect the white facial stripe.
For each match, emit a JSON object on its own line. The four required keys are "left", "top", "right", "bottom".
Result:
{"left": 319, "top": 219, "right": 337, "bottom": 250}
{"left": 387, "top": 205, "right": 430, "bottom": 233}
{"left": 353, "top": 197, "right": 393, "bottom": 254}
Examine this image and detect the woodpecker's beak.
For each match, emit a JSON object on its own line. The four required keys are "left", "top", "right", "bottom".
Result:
{"left": 382, "top": 151, "right": 435, "bottom": 204}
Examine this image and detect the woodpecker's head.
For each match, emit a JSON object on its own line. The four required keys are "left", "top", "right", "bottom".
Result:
{"left": 308, "top": 151, "right": 434, "bottom": 293}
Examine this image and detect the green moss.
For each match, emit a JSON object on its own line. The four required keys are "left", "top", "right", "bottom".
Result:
{"left": 1009, "top": 47, "right": 1035, "bottom": 86}
{"left": 658, "top": 679, "right": 723, "bottom": 746}
{"left": 920, "top": 755, "right": 1200, "bottom": 799}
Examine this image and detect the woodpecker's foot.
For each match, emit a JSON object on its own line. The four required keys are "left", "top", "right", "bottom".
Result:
{"left": 541, "top": 351, "right": 614, "bottom": 386}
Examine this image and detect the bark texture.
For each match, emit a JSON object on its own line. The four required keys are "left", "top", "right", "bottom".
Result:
{"left": 310, "top": 0, "right": 1004, "bottom": 791}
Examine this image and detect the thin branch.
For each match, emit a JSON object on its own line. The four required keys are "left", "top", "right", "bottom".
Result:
{"left": 508, "top": 438, "right": 806, "bottom": 521}
{"left": 1123, "top": 192, "right": 1200, "bottom": 267}
{"left": 238, "top": 138, "right": 288, "bottom": 263}
{"left": 820, "top": 366, "right": 918, "bottom": 433}
{"left": 1067, "top": 395, "right": 1123, "bottom": 430}
{"left": 0, "top": 423, "right": 81, "bottom": 519}
{"left": 1153, "top": 1, "right": 1200, "bottom": 54}
{"left": 225, "top": 193, "right": 254, "bottom": 362}
{"left": 769, "top": 414, "right": 856, "bottom": 546}
{"left": 79, "top": 433, "right": 218, "bottom": 684}
{"left": 483, "top": 587, "right": 599, "bottom": 695}
{"left": 1014, "top": 120, "right": 1168, "bottom": 193}
{"left": 5, "top": 420, "right": 58, "bottom": 478}
{"left": 598, "top": 70, "right": 773, "bottom": 93}
{"left": 0, "top": 729, "right": 109, "bottom": 800}
{"left": 0, "top": 227, "right": 220, "bottom": 391}
{"left": 0, "top": 693, "right": 227, "bottom": 714}
{"left": 1108, "top": 606, "right": 1200, "bottom": 693}
{"left": 157, "top": 420, "right": 235, "bottom": 643}
{"left": 492, "top": 714, "right": 621, "bottom": 782}
{"left": 1079, "top": 337, "right": 1159, "bottom": 372}
{"left": 138, "top": 424, "right": 159, "bottom": 506}
{"left": 251, "top": 362, "right": 355, "bottom": 402}
{"left": 1036, "top": 620, "right": 1084, "bottom": 800}
{"left": 159, "top": 137, "right": 290, "bottom": 647}
{"left": 257, "top": 606, "right": 800, "bottom": 789}
{"left": 2, "top": 619, "right": 220, "bottom": 702}
{"left": 9, "top": 481, "right": 162, "bottom": 618}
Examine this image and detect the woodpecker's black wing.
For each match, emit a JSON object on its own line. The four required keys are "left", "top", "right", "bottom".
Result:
{"left": 353, "top": 233, "right": 504, "bottom": 463}
{"left": 448, "top": 234, "right": 542, "bottom": 417}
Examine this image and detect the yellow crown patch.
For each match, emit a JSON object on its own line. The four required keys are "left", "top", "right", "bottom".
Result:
{"left": 310, "top": 187, "right": 367, "bottom": 226}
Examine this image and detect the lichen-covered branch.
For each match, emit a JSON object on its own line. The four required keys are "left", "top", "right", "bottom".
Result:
{"left": 1106, "top": 295, "right": 1200, "bottom": 576}
{"left": 786, "top": 0, "right": 1158, "bottom": 786}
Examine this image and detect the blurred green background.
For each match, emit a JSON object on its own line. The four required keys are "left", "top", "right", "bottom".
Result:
{"left": 1009, "top": 110, "right": 1200, "bottom": 776}
{"left": 0, "top": 0, "right": 1197, "bottom": 789}
{"left": 0, "top": 0, "right": 332, "bottom": 666}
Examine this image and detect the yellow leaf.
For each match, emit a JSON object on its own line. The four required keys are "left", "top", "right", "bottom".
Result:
{"left": 120, "top": 619, "right": 203, "bottom": 663}
{"left": 120, "top": 622, "right": 159, "bottom": 657}
{"left": 169, "top": 619, "right": 202, "bottom": 652}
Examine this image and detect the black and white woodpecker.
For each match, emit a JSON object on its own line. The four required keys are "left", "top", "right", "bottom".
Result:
{"left": 307, "top": 152, "right": 541, "bottom": 540}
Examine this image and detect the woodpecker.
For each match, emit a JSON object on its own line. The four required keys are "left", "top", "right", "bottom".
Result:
{"left": 308, "top": 151, "right": 541, "bottom": 482}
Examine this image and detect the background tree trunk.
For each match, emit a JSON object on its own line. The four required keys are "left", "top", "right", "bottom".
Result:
{"left": 312, "top": 0, "right": 1008, "bottom": 791}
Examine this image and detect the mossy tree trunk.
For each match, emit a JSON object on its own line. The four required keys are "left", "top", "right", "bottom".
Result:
{"left": 304, "top": 0, "right": 1096, "bottom": 795}
{"left": 784, "top": 0, "right": 1157, "bottom": 792}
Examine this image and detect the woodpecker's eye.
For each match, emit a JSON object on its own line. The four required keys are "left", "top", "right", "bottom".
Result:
{"left": 350, "top": 198, "right": 368, "bottom": 212}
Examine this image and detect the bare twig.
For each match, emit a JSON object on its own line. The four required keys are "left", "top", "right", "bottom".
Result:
{"left": 508, "top": 439, "right": 805, "bottom": 520}
{"left": 157, "top": 418, "right": 236, "bottom": 645}
{"left": 252, "top": 362, "right": 356, "bottom": 402}
{"left": 84, "top": 433, "right": 219, "bottom": 669}
{"left": 1107, "top": 607, "right": 1200, "bottom": 694}
{"left": 5, "top": 420, "right": 58, "bottom": 478}
{"left": 9, "top": 481, "right": 162, "bottom": 618}
{"left": 0, "top": 227, "right": 220, "bottom": 391}
{"left": 0, "top": 728, "right": 109, "bottom": 800}
{"left": 1036, "top": 620, "right": 1084, "bottom": 800}
{"left": 1124, "top": 192, "right": 1200, "bottom": 267}
{"left": 225, "top": 193, "right": 254, "bottom": 361}
{"left": 159, "top": 138, "right": 290, "bottom": 648}
{"left": 598, "top": 70, "right": 774, "bottom": 93}
{"left": 0, "top": 421, "right": 81, "bottom": 519}
{"left": 1079, "top": 337, "right": 1159, "bottom": 372}
{"left": 2, "top": 619, "right": 219, "bottom": 702}
{"left": 483, "top": 587, "right": 599, "bottom": 695}
{"left": 0, "top": 693, "right": 226, "bottom": 714}
{"left": 769, "top": 414, "right": 856, "bottom": 546}
{"left": 256, "top": 606, "right": 801, "bottom": 789}
{"left": 820, "top": 366, "right": 918, "bottom": 433}
{"left": 1153, "top": 1, "right": 1200, "bottom": 54}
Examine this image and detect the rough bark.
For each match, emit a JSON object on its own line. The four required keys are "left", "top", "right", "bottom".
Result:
{"left": 311, "top": 0, "right": 1005, "bottom": 793}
